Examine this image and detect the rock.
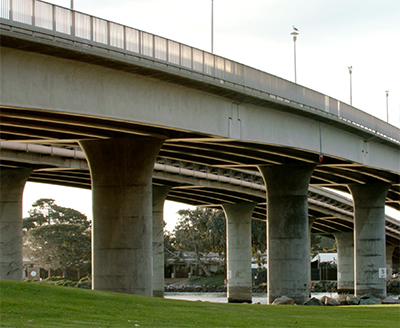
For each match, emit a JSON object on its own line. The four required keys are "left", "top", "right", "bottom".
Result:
{"left": 272, "top": 296, "right": 295, "bottom": 305}
{"left": 346, "top": 295, "right": 360, "bottom": 305}
{"left": 359, "top": 294, "right": 372, "bottom": 299}
{"left": 382, "top": 297, "right": 400, "bottom": 304}
{"left": 320, "top": 296, "right": 340, "bottom": 306}
{"left": 303, "top": 297, "right": 324, "bottom": 306}
{"left": 359, "top": 297, "right": 381, "bottom": 305}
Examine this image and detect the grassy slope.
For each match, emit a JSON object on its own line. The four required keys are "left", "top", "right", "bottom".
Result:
{"left": 1, "top": 280, "right": 399, "bottom": 328}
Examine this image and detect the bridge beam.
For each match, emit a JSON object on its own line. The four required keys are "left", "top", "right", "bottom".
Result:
{"left": 80, "top": 137, "right": 164, "bottom": 296}
{"left": 152, "top": 185, "right": 171, "bottom": 298}
{"left": 334, "top": 232, "right": 354, "bottom": 294}
{"left": 259, "top": 164, "right": 315, "bottom": 305}
{"left": 0, "top": 168, "right": 31, "bottom": 281}
{"left": 349, "top": 183, "right": 391, "bottom": 299}
{"left": 223, "top": 202, "right": 256, "bottom": 303}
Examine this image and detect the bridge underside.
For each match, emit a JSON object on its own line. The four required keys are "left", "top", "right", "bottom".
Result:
{"left": 0, "top": 7, "right": 399, "bottom": 302}
{"left": 1, "top": 135, "right": 399, "bottom": 262}
{"left": 1, "top": 105, "right": 399, "bottom": 209}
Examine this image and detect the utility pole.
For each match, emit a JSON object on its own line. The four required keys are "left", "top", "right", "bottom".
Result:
{"left": 290, "top": 27, "right": 299, "bottom": 83}
{"left": 348, "top": 66, "right": 353, "bottom": 106}
{"left": 386, "top": 91, "right": 389, "bottom": 122}
{"left": 211, "top": 0, "right": 214, "bottom": 53}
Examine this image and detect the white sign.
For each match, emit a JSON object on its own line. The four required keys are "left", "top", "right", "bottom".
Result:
{"left": 30, "top": 271, "right": 37, "bottom": 277}
{"left": 378, "top": 268, "right": 386, "bottom": 279}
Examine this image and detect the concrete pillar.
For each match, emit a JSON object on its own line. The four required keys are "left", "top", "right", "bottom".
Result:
{"left": 334, "top": 232, "right": 354, "bottom": 294}
{"left": 386, "top": 244, "right": 396, "bottom": 279}
{"left": 348, "top": 183, "right": 390, "bottom": 299}
{"left": 152, "top": 185, "right": 171, "bottom": 298}
{"left": 80, "top": 137, "right": 164, "bottom": 295}
{"left": 308, "top": 217, "right": 316, "bottom": 295}
{"left": 259, "top": 164, "right": 315, "bottom": 305}
{"left": 222, "top": 202, "right": 255, "bottom": 303}
{"left": 0, "top": 168, "right": 31, "bottom": 281}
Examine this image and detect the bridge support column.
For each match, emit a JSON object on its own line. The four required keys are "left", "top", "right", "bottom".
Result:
{"left": 0, "top": 168, "right": 31, "bottom": 281}
{"left": 386, "top": 245, "right": 396, "bottom": 279}
{"left": 80, "top": 137, "right": 164, "bottom": 295}
{"left": 152, "top": 185, "right": 171, "bottom": 298}
{"left": 259, "top": 164, "right": 315, "bottom": 305}
{"left": 222, "top": 202, "right": 255, "bottom": 303}
{"left": 334, "top": 232, "right": 354, "bottom": 294}
{"left": 348, "top": 183, "right": 390, "bottom": 299}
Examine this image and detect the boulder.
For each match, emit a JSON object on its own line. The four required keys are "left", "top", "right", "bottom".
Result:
{"left": 359, "top": 297, "right": 381, "bottom": 305}
{"left": 272, "top": 296, "right": 295, "bottom": 305}
{"left": 320, "top": 296, "right": 340, "bottom": 306}
{"left": 346, "top": 295, "right": 359, "bottom": 305}
{"left": 382, "top": 297, "right": 400, "bottom": 304}
{"left": 303, "top": 297, "right": 324, "bottom": 306}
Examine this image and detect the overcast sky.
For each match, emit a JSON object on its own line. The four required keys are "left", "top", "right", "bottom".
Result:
{"left": 22, "top": 0, "right": 400, "bottom": 226}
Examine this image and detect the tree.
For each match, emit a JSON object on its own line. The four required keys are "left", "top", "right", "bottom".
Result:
{"left": 170, "top": 207, "right": 272, "bottom": 274}
{"left": 23, "top": 198, "right": 91, "bottom": 278}
{"left": 172, "top": 208, "right": 226, "bottom": 276}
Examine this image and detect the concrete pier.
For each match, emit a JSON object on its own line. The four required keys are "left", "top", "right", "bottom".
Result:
{"left": 259, "top": 165, "right": 315, "bottom": 305}
{"left": 334, "top": 232, "right": 354, "bottom": 294}
{"left": 152, "top": 185, "right": 171, "bottom": 298}
{"left": 349, "top": 183, "right": 390, "bottom": 299}
{"left": 386, "top": 244, "right": 396, "bottom": 278}
{"left": 0, "top": 168, "right": 31, "bottom": 281}
{"left": 80, "top": 137, "right": 163, "bottom": 295}
{"left": 223, "top": 202, "right": 255, "bottom": 303}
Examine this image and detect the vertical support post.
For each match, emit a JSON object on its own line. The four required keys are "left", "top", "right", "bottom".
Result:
{"left": 259, "top": 164, "right": 315, "bottom": 304}
{"left": 334, "top": 232, "right": 354, "bottom": 294}
{"left": 152, "top": 185, "right": 171, "bottom": 298}
{"left": 107, "top": 21, "right": 111, "bottom": 47}
{"left": 71, "top": 6, "right": 75, "bottom": 37}
{"left": 0, "top": 168, "right": 32, "bottom": 281}
{"left": 90, "top": 15, "right": 93, "bottom": 42}
{"left": 349, "top": 183, "right": 390, "bottom": 298}
{"left": 79, "top": 137, "right": 164, "bottom": 295}
{"left": 32, "top": 0, "right": 35, "bottom": 28}
{"left": 52, "top": 4, "right": 56, "bottom": 32}
{"left": 222, "top": 202, "right": 255, "bottom": 303}
{"left": 10, "top": 0, "right": 13, "bottom": 21}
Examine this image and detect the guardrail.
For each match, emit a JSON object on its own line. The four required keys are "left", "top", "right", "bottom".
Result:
{"left": 1, "top": 0, "right": 399, "bottom": 144}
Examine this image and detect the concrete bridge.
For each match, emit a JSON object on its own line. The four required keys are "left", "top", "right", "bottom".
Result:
{"left": 0, "top": 0, "right": 399, "bottom": 303}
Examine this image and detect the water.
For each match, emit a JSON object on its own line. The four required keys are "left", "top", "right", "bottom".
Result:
{"left": 165, "top": 292, "right": 338, "bottom": 304}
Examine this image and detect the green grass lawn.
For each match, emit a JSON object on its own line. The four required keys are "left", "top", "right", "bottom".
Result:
{"left": 1, "top": 280, "right": 399, "bottom": 328}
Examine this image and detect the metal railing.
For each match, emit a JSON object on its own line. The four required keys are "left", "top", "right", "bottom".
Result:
{"left": 1, "top": 0, "right": 399, "bottom": 144}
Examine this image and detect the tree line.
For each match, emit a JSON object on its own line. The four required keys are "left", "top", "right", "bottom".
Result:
{"left": 23, "top": 199, "right": 329, "bottom": 279}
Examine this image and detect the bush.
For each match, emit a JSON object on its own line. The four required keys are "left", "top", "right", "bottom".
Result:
{"left": 188, "top": 275, "right": 225, "bottom": 287}
{"left": 76, "top": 277, "right": 92, "bottom": 289}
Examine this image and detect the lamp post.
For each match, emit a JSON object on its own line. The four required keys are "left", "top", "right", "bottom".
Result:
{"left": 70, "top": 0, "right": 74, "bottom": 9}
{"left": 348, "top": 66, "right": 353, "bottom": 106}
{"left": 211, "top": 0, "right": 214, "bottom": 53}
{"left": 386, "top": 91, "right": 389, "bottom": 122}
{"left": 290, "top": 28, "right": 299, "bottom": 83}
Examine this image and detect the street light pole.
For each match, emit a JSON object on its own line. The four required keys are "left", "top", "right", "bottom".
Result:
{"left": 70, "top": 0, "right": 74, "bottom": 10}
{"left": 211, "top": 0, "right": 214, "bottom": 53}
{"left": 290, "top": 29, "right": 299, "bottom": 83}
{"left": 386, "top": 90, "right": 389, "bottom": 122}
{"left": 348, "top": 66, "right": 353, "bottom": 106}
